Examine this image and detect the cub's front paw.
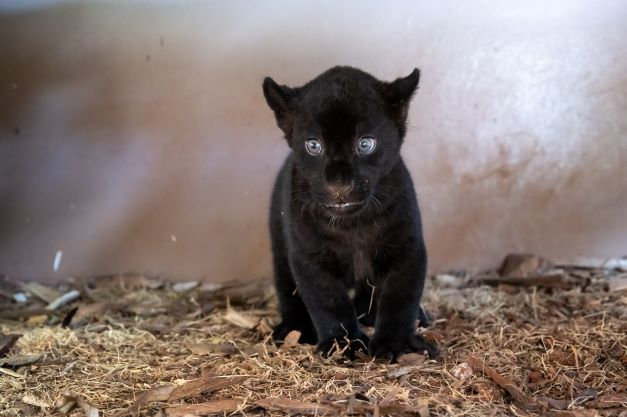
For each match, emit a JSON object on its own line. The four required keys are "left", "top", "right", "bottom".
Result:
{"left": 369, "top": 333, "right": 438, "bottom": 361}
{"left": 317, "top": 332, "right": 370, "bottom": 360}
{"left": 272, "top": 321, "right": 318, "bottom": 345}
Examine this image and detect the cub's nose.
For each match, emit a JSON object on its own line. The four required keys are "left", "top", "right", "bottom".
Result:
{"left": 326, "top": 182, "right": 354, "bottom": 200}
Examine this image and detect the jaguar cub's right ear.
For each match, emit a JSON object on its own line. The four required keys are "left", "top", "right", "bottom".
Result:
{"left": 263, "top": 77, "right": 296, "bottom": 137}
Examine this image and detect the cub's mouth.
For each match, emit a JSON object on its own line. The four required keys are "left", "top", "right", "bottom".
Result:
{"left": 323, "top": 200, "right": 366, "bottom": 214}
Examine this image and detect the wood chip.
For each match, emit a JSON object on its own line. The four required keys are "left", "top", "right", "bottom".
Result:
{"left": 165, "top": 399, "right": 242, "bottom": 417}
{"left": 62, "top": 393, "right": 99, "bottom": 417}
{"left": 0, "top": 367, "right": 25, "bottom": 378}
{"left": 380, "top": 400, "right": 430, "bottom": 417}
{"left": 21, "top": 282, "right": 61, "bottom": 304}
{"left": 542, "top": 410, "right": 601, "bottom": 417}
{"left": 112, "top": 385, "right": 176, "bottom": 417}
{"left": 53, "top": 396, "right": 76, "bottom": 413}
{"left": 72, "top": 302, "right": 119, "bottom": 324}
{"left": 555, "top": 257, "right": 627, "bottom": 271}
{"left": 466, "top": 355, "right": 533, "bottom": 407}
{"left": 96, "top": 274, "right": 163, "bottom": 290}
{"left": 281, "top": 330, "right": 302, "bottom": 347}
{"left": 387, "top": 365, "right": 441, "bottom": 379}
{"left": 481, "top": 273, "right": 569, "bottom": 288}
{"left": 171, "top": 281, "right": 199, "bottom": 292}
{"left": 45, "top": 290, "right": 80, "bottom": 310}
{"left": 0, "top": 354, "right": 42, "bottom": 367}
{"left": 586, "top": 393, "right": 627, "bottom": 409}
{"left": 608, "top": 276, "right": 627, "bottom": 292}
{"left": 499, "top": 254, "right": 553, "bottom": 277}
{"left": 21, "top": 394, "right": 50, "bottom": 408}
{"left": 187, "top": 343, "right": 222, "bottom": 355}
{"left": 450, "top": 362, "right": 473, "bottom": 381}
{"left": 536, "top": 396, "right": 568, "bottom": 410}
{"left": 168, "top": 376, "right": 248, "bottom": 401}
{"left": 397, "top": 352, "right": 426, "bottom": 366}
{"left": 471, "top": 381, "right": 501, "bottom": 402}
{"left": 256, "top": 397, "right": 336, "bottom": 415}
{"left": 434, "top": 274, "right": 463, "bottom": 287}
{"left": 224, "top": 307, "right": 258, "bottom": 329}
{"left": 570, "top": 387, "right": 598, "bottom": 407}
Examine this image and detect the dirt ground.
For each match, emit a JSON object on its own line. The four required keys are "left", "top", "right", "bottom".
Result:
{"left": 1, "top": 254, "right": 626, "bottom": 417}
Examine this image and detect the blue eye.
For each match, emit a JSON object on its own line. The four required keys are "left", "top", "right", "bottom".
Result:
{"left": 305, "top": 138, "right": 323, "bottom": 156}
{"left": 356, "top": 137, "right": 376, "bottom": 155}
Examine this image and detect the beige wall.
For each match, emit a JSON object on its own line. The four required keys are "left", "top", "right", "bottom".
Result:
{"left": 1, "top": 1, "right": 626, "bottom": 283}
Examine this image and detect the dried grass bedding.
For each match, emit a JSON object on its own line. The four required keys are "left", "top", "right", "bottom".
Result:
{"left": 0, "top": 254, "right": 625, "bottom": 417}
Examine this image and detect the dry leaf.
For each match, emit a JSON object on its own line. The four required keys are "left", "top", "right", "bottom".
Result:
{"left": 224, "top": 307, "right": 257, "bottom": 329}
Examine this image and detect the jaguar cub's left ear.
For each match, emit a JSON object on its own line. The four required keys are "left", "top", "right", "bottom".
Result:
{"left": 379, "top": 68, "right": 420, "bottom": 137}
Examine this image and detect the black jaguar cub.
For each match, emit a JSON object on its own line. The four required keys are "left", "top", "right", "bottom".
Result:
{"left": 263, "top": 66, "right": 437, "bottom": 361}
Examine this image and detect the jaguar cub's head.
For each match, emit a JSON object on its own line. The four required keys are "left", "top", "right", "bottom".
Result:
{"left": 263, "top": 66, "right": 419, "bottom": 216}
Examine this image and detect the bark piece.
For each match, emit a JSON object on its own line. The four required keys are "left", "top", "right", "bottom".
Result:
{"left": 499, "top": 254, "right": 553, "bottom": 277}
{"left": 466, "top": 355, "right": 533, "bottom": 408}
{"left": 166, "top": 399, "right": 242, "bottom": 417}
{"left": 256, "top": 398, "right": 335, "bottom": 415}
{"left": 112, "top": 385, "right": 176, "bottom": 417}
{"left": 168, "top": 376, "right": 248, "bottom": 401}
{"left": 281, "top": 330, "right": 302, "bottom": 347}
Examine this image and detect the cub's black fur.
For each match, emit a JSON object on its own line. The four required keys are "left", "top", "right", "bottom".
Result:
{"left": 263, "top": 66, "right": 436, "bottom": 360}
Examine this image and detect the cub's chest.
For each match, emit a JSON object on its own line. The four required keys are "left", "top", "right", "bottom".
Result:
{"left": 352, "top": 248, "right": 373, "bottom": 282}
{"left": 332, "top": 229, "right": 381, "bottom": 281}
